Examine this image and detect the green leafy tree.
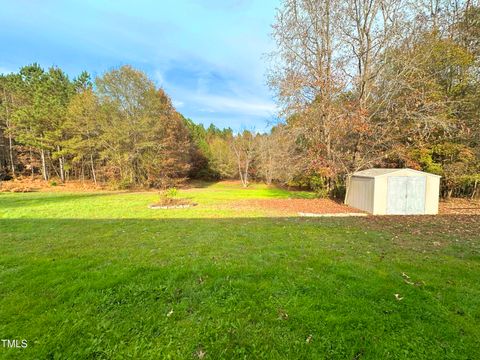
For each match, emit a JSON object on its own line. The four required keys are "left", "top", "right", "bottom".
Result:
{"left": 95, "top": 66, "right": 191, "bottom": 187}
{"left": 64, "top": 87, "right": 103, "bottom": 184}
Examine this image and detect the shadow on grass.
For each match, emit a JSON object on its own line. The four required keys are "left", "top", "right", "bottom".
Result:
{"left": 1, "top": 216, "right": 478, "bottom": 262}
{"left": 1, "top": 217, "right": 479, "bottom": 359}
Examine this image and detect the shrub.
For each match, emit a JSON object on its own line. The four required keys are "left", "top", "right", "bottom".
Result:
{"left": 443, "top": 174, "right": 480, "bottom": 198}
{"left": 165, "top": 187, "right": 178, "bottom": 199}
{"left": 151, "top": 187, "right": 195, "bottom": 208}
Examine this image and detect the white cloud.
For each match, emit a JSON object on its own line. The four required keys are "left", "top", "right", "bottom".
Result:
{"left": 154, "top": 70, "right": 166, "bottom": 87}
{"left": 194, "top": 94, "right": 277, "bottom": 117}
{"left": 172, "top": 100, "right": 184, "bottom": 108}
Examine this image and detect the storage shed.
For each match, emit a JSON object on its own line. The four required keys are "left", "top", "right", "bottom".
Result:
{"left": 345, "top": 168, "right": 441, "bottom": 215}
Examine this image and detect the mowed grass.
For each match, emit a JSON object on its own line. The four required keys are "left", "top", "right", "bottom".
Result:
{"left": 0, "top": 182, "right": 479, "bottom": 359}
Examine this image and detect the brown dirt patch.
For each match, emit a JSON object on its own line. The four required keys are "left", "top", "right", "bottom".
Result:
{"left": 0, "top": 177, "right": 104, "bottom": 192}
{"left": 439, "top": 198, "right": 480, "bottom": 215}
{"left": 232, "top": 198, "right": 363, "bottom": 215}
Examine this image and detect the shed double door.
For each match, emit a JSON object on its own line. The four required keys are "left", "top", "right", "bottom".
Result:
{"left": 387, "top": 176, "right": 426, "bottom": 215}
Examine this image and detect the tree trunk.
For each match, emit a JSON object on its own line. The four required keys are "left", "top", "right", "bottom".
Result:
{"left": 243, "top": 159, "right": 249, "bottom": 188}
{"left": 267, "top": 153, "right": 273, "bottom": 185}
{"left": 471, "top": 179, "right": 478, "bottom": 200}
{"left": 29, "top": 148, "right": 34, "bottom": 178}
{"left": 90, "top": 153, "right": 97, "bottom": 186}
{"left": 238, "top": 161, "right": 245, "bottom": 186}
{"left": 3, "top": 88, "right": 15, "bottom": 177}
{"left": 344, "top": 174, "right": 352, "bottom": 204}
{"left": 234, "top": 148, "right": 246, "bottom": 187}
{"left": 49, "top": 151, "right": 61, "bottom": 179}
{"left": 82, "top": 161, "right": 85, "bottom": 182}
{"left": 40, "top": 149, "right": 48, "bottom": 181}
{"left": 57, "top": 146, "right": 65, "bottom": 182}
{"left": 8, "top": 134, "right": 15, "bottom": 177}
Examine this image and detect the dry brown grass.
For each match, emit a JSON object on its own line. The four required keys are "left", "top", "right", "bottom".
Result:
{"left": 0, "top": 177, "right": 105, "bottom": 192}
{"left": 440, "top": 198, "right": 480, "bottom": 215}
{"left": 227, "top": 198, "right": 361, "bottom": 215}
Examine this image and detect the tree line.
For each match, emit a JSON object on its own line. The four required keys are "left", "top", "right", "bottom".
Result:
{"left": 265, "top": 0, "right": 480, "bottom": 198}
{"left": 0, "top": 64, "right": 307, "bottom": 191}
{"left": 1, "top": 0, "right": 479, "bottom": 198}
{"left": 0, "top": 65, "right": 240, "bottom": 188}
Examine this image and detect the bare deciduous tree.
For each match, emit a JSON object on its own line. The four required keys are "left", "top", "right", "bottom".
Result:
{"left": 231, "top": 130, "right": 256, "bottom": 188}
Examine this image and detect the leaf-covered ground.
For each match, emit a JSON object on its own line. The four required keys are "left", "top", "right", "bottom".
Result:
{"left": 0, "top": 182, "right": 479, "bottom": 359}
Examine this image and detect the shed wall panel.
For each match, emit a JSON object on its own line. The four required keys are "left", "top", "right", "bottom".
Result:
{"left": 425, "top": 176, "right": 440, "bottom": 214}
{"left": 373, "top": 177, "right": 387, "bottom": 214}
{"left": 346, "top": 177, "right": 374, "bottom": 213}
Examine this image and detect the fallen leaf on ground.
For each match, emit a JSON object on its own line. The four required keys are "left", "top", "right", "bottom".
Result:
{"left": 196, "top": 349, "right": 206, "bottom": 359}
{"left": 278, "top": 309, "right": 289, "bottom": 320}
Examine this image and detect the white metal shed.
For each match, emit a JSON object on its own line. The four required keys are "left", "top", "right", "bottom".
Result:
{"left": 345, "top": 168, "right": 441, "bottom": 215}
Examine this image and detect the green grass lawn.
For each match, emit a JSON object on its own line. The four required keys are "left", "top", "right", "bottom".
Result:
{"left": 1, "top": 182, "right": 479, "bottom": 359}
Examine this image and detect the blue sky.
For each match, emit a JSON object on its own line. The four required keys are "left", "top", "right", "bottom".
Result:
{"left": 0, "top": 0, "right": 280, "bottom": 131}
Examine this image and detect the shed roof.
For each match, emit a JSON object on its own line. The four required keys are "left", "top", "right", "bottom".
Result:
{"left": 352, "top": 168, "right": 441, "bottom": 178}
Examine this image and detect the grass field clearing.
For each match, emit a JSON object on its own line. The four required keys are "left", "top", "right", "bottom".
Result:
{"left": 1, "top": 182, "right": 479, "bottom": 359}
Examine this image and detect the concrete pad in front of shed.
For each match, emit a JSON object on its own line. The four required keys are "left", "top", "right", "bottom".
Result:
{"left": 298, "top": 212, "right": 368, "bottom": 217}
